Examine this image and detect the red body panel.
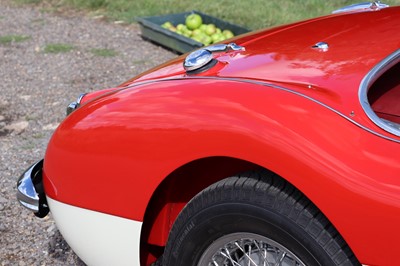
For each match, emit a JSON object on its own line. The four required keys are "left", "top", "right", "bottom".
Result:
{"left": 128, "top": 7, "right": 400, "bottom": 138}
{"left": 43, "top": 7, "right": 400, "bottom": 266}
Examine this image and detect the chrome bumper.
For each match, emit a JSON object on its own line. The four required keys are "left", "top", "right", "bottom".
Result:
{"left": 16, "top": 159, "right": 49, "bottom": 218}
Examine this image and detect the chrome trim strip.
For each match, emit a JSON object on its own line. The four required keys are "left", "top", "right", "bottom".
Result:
{"left": 359, "top": 49, "right": 400, "bottom": 137}
{"left": 121, "top": 75, "right": 400, "bottom": 143}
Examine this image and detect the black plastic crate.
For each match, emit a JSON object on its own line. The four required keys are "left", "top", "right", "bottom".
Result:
{"left": 136, "top": 11, "right": 250, "bottom": 54}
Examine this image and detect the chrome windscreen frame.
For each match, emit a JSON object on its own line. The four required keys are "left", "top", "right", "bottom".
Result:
{"left": 359, "top": 49, "right": 400, "bottom": 137}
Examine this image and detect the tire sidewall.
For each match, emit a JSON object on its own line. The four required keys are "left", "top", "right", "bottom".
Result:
{"left": 166, "top": 202, "right": 329, "bottom": 266}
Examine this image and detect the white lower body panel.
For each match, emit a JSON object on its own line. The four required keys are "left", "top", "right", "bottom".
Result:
{"left": 47, "top": 197, "right": 142, "bottom": 266}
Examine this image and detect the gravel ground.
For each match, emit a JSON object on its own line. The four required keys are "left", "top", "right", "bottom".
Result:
{"left": 0, "top": 1, "right": 175, "bottom": 265}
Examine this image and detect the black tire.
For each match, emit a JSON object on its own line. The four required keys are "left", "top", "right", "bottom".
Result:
{"left": 162, "top": 170, "right": 360, "bottom": 266}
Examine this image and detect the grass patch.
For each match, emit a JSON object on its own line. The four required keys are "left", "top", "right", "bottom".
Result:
{"left": 90, "top": 48, "right": 118, "bottom": 57}
{"left": 19, "top": 0, "right": 400, "bottom": 30}
{"left": 0, "top": 35, "right": 31, "bottom": 44}
{"left": 43, "top": 43, "right": 74, "bottom": 53}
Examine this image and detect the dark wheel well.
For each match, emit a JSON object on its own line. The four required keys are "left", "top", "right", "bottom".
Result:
{"left": 140, "top": 157, "right": 261, "bottom": 264}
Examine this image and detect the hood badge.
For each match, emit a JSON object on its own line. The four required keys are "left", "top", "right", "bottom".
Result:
{"left": 184, "top": 42, "right": 245, "bottom": 73}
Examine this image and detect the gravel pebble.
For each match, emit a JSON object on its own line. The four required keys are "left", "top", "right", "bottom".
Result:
{"left": 0, "top": 1, "right": 175, "bottom": 265}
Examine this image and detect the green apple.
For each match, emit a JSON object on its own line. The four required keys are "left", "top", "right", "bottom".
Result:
{"left": 183, "top": 29, "right": 192, "bottom": 37}
{"left": 192, "top": 33, "right": 211, "bottom": 45}
{"left": 185, "top": 13, "right": 202, "bottom": 30}
{"left": 201, "top": 35, "right": 212, "bottom": 45}
{"left": 161, "top": 21, "right": 173, "bottom": 29}
{"left": 205, "top": 24, "right": 217, "bottom": 36}
{"left": 216, "top": 28, "right": 222, "bottom": 34}
{"left": 192, "top": 29, "right": 202, "bottom": 37}
{"left": 199, "top": 24, "right": 207, "bottom": 32}
{"left": 192, "top": 35, "right": 202, "bottom": 43}
{"left": 176, "top": 24, "right": 185, "bottom": 31}
{"left": 222, "top": 29, "right": 234, "bottom": 39}
{"left": 192, "top": 33, "right": 205, "bottom": 43}
{"left": 211, "top": 33, "right": 224, "bottom": 43}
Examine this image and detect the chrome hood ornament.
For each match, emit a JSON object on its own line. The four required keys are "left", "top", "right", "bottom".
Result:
{"left": 184, "top": 43, "right": 245, "bottom": 72}
{"left": 332, "top": 1, "right": 389, "bottom": 14}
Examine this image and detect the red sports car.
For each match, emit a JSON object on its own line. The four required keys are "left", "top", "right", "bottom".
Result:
{"left": 17, "top": 2, "right": 399, "bottom": 266}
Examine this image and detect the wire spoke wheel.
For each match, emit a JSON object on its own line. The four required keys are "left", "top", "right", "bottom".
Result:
{"left": 198, "top": 232, "right": 305, "bottom": 266}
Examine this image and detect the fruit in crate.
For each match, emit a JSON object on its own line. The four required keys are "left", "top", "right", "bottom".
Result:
{"left": 162, "top": 14, "right": 235, "bottom": 45}
{"left": 185, "top": 13, "right": 203, "bottom": 30}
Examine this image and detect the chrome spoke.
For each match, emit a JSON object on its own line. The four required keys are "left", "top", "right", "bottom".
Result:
{"left": 220, "top": 247, "right": 242, "bottom": 266}
{"left": 199, "top": 232, "right": 306, "bottom": 266}
{"left": 253, "top": 240, "right": 269, "bottom": 265}
{"left": 276, "top": 250, "right": 287, "bottom": 266}
{"left": 234, "top": 241, "right": 258, "bottom": 266}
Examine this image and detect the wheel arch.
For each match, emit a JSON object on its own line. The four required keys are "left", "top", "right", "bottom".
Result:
{"left": 138, "top": 155, "right": 359, "bottom": 265}
{"left": 139, "top": 156, "right": 262, "bottom": 265}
